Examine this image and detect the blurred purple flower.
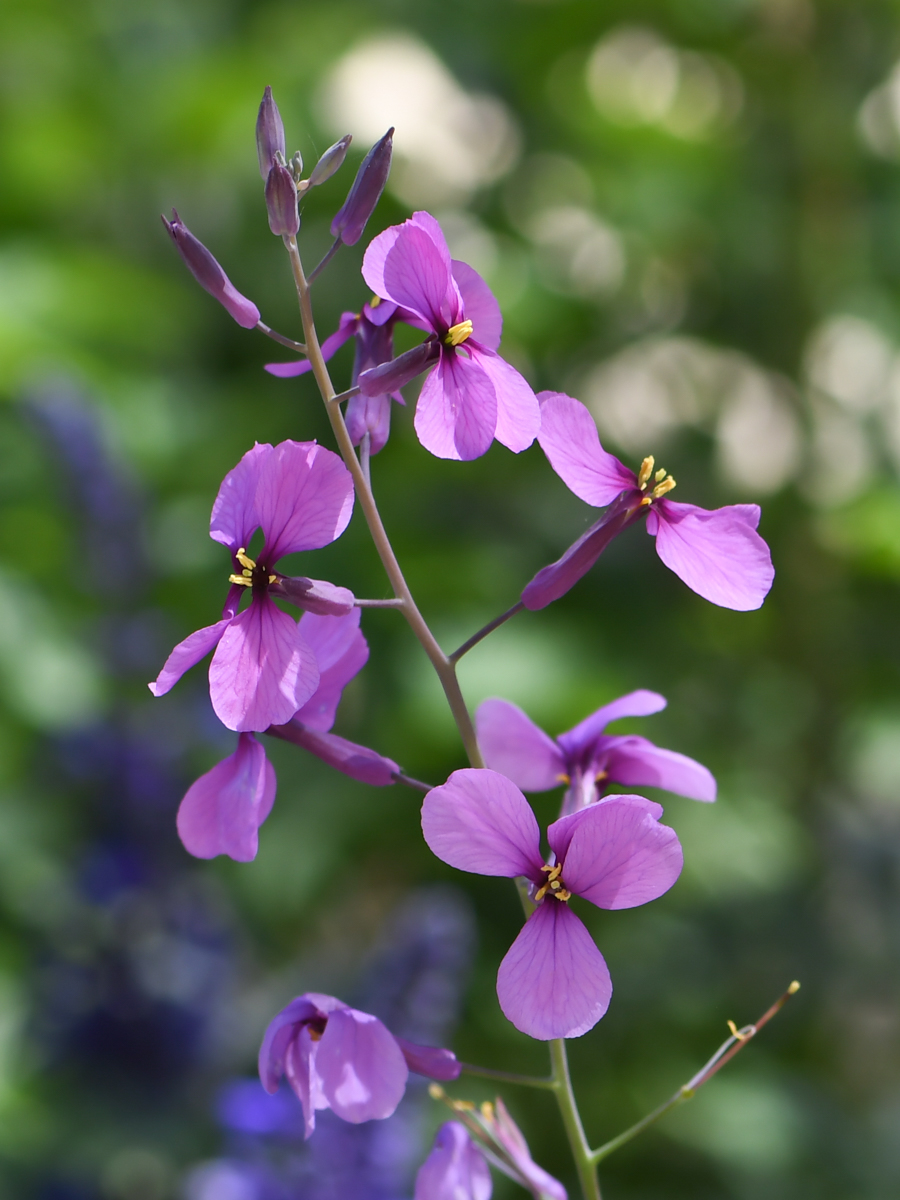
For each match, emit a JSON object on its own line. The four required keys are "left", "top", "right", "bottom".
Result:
{"left": 440, "top": 1096, "right": 566, "bottom": 1200}
{"left": 258, "top": 992, "right": 461, "bottom": 1138}
{"left": 523, "top": 392, "right": 774, "bottom": 611}
{"left": 149, "top": 440, "right": 354, "bottom": 732}
{"left": 415, "top": 1122, "right": 492, "bottom": 1200}
{"left": 162, "top": 210, "right": 260, "bottom": 329}
{"left": 421, "top": 769, "right": 682, "bottom": 1040}
{"left": 362, "top": 212, "right": 540, "bottom": 461}
{"left": 476, "top": 689, "right": 715, "bottom": 815}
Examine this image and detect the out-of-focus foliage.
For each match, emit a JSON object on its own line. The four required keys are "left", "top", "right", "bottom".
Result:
{"left": 2, "top": 0, "right": 900, "bottom": 1196}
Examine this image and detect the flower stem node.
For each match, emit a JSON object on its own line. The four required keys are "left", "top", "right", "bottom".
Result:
{"left": 445, "top": 319, "right": 474, "bottom": 347}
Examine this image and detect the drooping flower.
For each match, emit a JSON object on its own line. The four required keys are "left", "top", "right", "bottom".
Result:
{"left": 258, "top": 992, "right": 461, "bottom": 1138}
{"left": 266, "top": 299, "right": 410, "bottom": 454}
{"left": 415, "top": 1122, "right": 492, "bottom": 1200}
{"left": 522, "top": 392, "right": 774, "bottom": 611}
{"left": 422, "top": 769, "right": 682, "bottom": 1040}
{"left": 362, "top": 212, "right": 541, "bottom": 460}
{"left": 476, "top": 689, "right": 715, "bottom": 816}
{"left": 149, "top": 440, "right": 354, "bottom": 732}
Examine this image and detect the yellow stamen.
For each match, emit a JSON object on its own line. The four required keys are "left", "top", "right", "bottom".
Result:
{"left": 370, "top": 295, "right": 381, "bottom": 308}
{"left": 480, "top": 1101, "right": 494, "bottom": 1119}
{"left": 637, "top": 455, "right": 655, "bottom": 489}
{"left": 595, "top": 769, "right": 608, "bottom": 783}
{"left": 654, "top": 467, "right": 667, "bottom": 482}
{"left": 640, "top": 494, "right": 653, "bottom": 506}
{"left": 556, "top": 773, "right": 570, "bottom": 784}
{"left": 235, "top": 547, "right": 257, "bottom": 571}
{"left": 445, "top": 319, "right": 474, "bottom": 347}
{"left": 651, "top": 475, "right": 676, "bottom": 498}
{"left": 229, "top": 574, "right": 253, "bottom": 587}
{"left": 429, "top": 1083, "right": 445, "bottom": 1100}
{"left": 788, "top": 980, "right": 801, "bottom": 994}
{"left": 268, "top": 574, "right": 277, "bottom": 584}
{"left": 535, "top": 863, "right": 571, "bottom": 903}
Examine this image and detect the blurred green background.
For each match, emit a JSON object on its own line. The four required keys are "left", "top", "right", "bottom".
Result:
{"left": 2, "top": 0, "right": 900, "bottom": 1197}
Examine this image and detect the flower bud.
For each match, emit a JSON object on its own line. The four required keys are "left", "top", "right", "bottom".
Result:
{"left": 330, "top": 128, "right": 394, "bottom": 246}
{"left": 307, "top": 134, "right": 352, "bottom": 189}
{"left": 161, "top": 210, "right": 260, "bottom": 329}
{"left": 256, "top": 86, "right": 286, "bottom": 180}
{"left": 357, "top": 338, "right": 438, "bottom": 395}
{"left": 265, "top": 161, "right": 300, "bottom": 236}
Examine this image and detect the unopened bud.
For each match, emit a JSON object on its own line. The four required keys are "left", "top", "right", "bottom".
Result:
{"left": 256, "top": 86, "right": 286, "bottom": 180}
{"left": 357, "top": 338, "right": 438, "bottom": 395}
{"left": 289, "top": 151, "right": 304, "bottom": 181}
{"left": 265, "top": 162, "right": 299, "bottom": 236}
{"left": 330, "top": 128, "right": 393, "bottom": 246}
{"left": 161, "top": 210, "right": 260, "bottom": 329}
{"left": 307, "top": 134, "right": 352, "bottom": 189}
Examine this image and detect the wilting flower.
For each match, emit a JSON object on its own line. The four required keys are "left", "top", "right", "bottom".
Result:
{"left": 162, "top": 210, "right": 260, "bottom": 328}
{"left": 415, "top": 1122, "right": 492, "bottom": 1200}
{"left": 362, "top": 212, "right": 540, "bottom": 461}
{"left": 476, "top": 689, "right": 715, "bottom": 815}
{"left": 266, "top": 298, "right": 410, "bottom": 454}
{"left": 422, "top": 769, "right": 682, "bottom": 1039}
{"left": 258, "top": 992, "right": 461, "bottom": 1138}
{"left": 149, "top": 440, "right": 354, "bottom": 732}
{"left": 523, "top": 392, "right": 774, "bottom": 611}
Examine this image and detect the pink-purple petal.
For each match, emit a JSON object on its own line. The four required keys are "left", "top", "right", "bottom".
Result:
{"left": 148, "top": 617, "right": 231, "bottom": 697}
{"left": 473, "top": 348, "right": 540, "bottom": 454}
{"left": 451, "top": 259, "right": 502, "bottom": 351}
{"left": 421, "top": 768, "right": 543, "bottom": 879}
{"left": 285, "top": 1028, "right": 322, "bottom": 1138}
{"left": 273, "top": 576, "right": 356, "bottom": 616}
{"left": 537, "top": 392, "right": 635, "bottom": 506}
{"left": 255, "top": 441, "right": 354, "bottom": 563}
{"left": 176, "top": 732, "right": 276, "bottom": 862}
{"left": 556, "top": 690, "right": 668, "bottom": 757}
{"left": 291, "top": 609, "right": 368, "bottom": 731}
{"left": 415, "top": 352, "right": 497, "bottom": 461}
{"left": 258, "top": 995, "right": 323, "bottom": 1093}
{"left": 209, "top": 597, "right": 319, "bottom": 732}
{"left": 651, "top": 499, "right": 774, "bottom": 611}
{"left": 315, "top": 1006, "right": 409, "bottom": 1124}
{"left": 601, "top": 735, "right": 716, "bottom": 802}
{"left": 415, "top": 1122, "right": 493, "bottom": 1200}
{"left": 209, "top": 442, "right": 272, "bottom": 551}
{"left": 380, "top": 224, "right": 454, "bottom": 329}
{"left": 475, "top": 699, "right": 566, "bottom": 792}
{"left": 496, "top": 902, "right": 612, "bottom": 1040}
{"left": 393, "top": 1038, "right": 462, "bottom": 1081}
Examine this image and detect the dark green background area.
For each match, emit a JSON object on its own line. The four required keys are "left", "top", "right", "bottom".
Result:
{"left": 2, "top": 1, "right": 900, "bottom": 1197}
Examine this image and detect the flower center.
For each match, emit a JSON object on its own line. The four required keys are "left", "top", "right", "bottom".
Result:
{"left": 444, "top": 319, "right": 473, "bottom": 347}
{"left": 637, "top": 454, "right": 676, "bottom": 505}
{"left": 229, "top": 546, "right": 277, "bottom": 590}
{"left": 534, "top": 863, "right": 572, "bottom": 903}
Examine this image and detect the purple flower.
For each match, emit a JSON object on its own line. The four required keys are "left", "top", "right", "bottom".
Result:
{"left": 266, "top": 299, "right": 409, "bottom": 454}
{"left": 258, "top": 992, "right": 461, "bottom": 1138}
{"left": 362, "top": 212, "right": 540, "bottom": 461}
{"left": 162, "top": 210, "right": 260, "bottom": 329}
{"left": 476, "top": 689, "right": 715, "bottom": 815}
{"left": 177, "top": 731, "right": 276, "bottom": 862}
{"left": 422, "top": 769, "right": 682, "bottom": 1040}
{"left": 149, "top": 440, "right": 354, "bottom": 732}
{"left": 415, "top": 1122, "right": 492, "bottom": 1200}
{"left": 523, "top": 392, "right": 774, "bottom": 611}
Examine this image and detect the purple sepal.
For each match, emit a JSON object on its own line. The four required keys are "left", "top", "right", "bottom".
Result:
{"left": 520, "top": 492, "right": 640, "bottom": 611}
{"left": 331, "top": 128, "right": 394, "bottom": 246}
{"left": 415, "top": 1123, "right": 492, "bottom": 1200}
{"left": 307, "top": 134, "right": 352, "bottom": 188}
{"left": 265, "top": 162, "right": 300, "bottom": 236}
{"left": 162, "top": 210, "right": 260, "bottom": 329}
{"left": 271, "top": 576, "right": 355, "bottom": 615}
{"left": 176, "top": 732, "right": 276, "bottom": 862}
{"left": 393, "top": 1037, "right": 462, "bottom": 1081}
{"left": 256, "top": 86, "right": 286, "bottom": 180}
{"left": 268, "top": 721, "right": 399, "bottom": 786}
{"left": 345, "top": 393, "right": 395, "bottom": 455}
{"left": 358, "top": 339, "right": 440, "bottom": 396}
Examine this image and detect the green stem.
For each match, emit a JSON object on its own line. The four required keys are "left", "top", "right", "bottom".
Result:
{"left": 460, "top": 1062, "right": 557, "bottom": 1090}
{"left": 550, "top": 1039, "right": 601, "bottom": 1200}
{"left": 592, "top": 1088, "right": 690, "bottom": 1163}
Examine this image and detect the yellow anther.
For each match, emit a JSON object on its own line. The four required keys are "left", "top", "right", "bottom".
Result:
{"left": 788, "top": 980, "right": 801, "bottom": 994}
{"left": 480, "top": 1101, "right": 494, "bottom": 1118}
{"left": 242, "top": 569, "right": 252, "bottom": 578}
{"left": 651, "top": 475, "right": 676, "bottom": 498}
{"left": 556, "top": 888, "right": 572, "bottom": 901}
{"left": 235, "top": 547, "right": 257, "bottom": 571}
{"left": 370, "top": 295, "right": 381, "bottom": 308}
{"left": 556, "top": 773, "right": 570, "bottom": 785}
{"left": 428, "top": 1083, "right": 445, "bottom": 1100}
{"left": 268, "top": 574, "right": 277, "bottom": 584}
{"left": 445, "top": 319, "right": 474, "bottom": 347}
{"left": 229, "top": 574, "right": 253, "bottom": 587}
{"left": 726, "top": 1019, "right": 749, "bottom": 1041}
{"left": 637, "top": 455, "right": 655, "bottom": 489}
{"left": 654, "top": 467, "right": 667, "bottom": 482}
{"left": 550, "top": 880, "right": 561, "bottom": 890}
{"left": 640, "top": 494, "right": 653, "bottom": 506}
{"left": 453, "top": 1099, "right": 476, "bottom": 1112}
{"left": 595, "top": 769, "right": 608, "bottom": 783}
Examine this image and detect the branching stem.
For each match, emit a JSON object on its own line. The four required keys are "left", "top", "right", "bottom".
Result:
{"left": 308, "top": 235, "right": 342, "bottom": 283}
{"left": 450, "top": 601, "right": 525, "bottom": 663}
{"left": 460, "top": 1062, "right": 556, "bottom": 1090}
{"left": 550, "top": 1040, "right": 602, "bottom": 1200}
{"left": 256, "top": 321, "right": 306, "bottom": 352}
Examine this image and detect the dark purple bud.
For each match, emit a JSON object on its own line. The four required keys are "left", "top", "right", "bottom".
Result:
{"left": 393, "top": 1038, "right": 462, "bottom": 1081}
{"left": 267, "top": 722, "right": 399, "bottom": 786}
{"left": 269, "top": 576, "right": 355, "bottom": 615}
{"left": 256, "top": 86, "right": 286, "bottom": 180}
{"left": 265, "top": 162, "right": 299, "bottom": 236}
{"left": 358, "top": 338, "right": 439, "bottom": 395}
{"left": 330, "top": 128, "right": 394, "bottom": 246}
{"left": 307, "top": 134, "right": 352, "bottom": 189}
{"left": 161, "top": 210, "right": 260, "bottom": 329}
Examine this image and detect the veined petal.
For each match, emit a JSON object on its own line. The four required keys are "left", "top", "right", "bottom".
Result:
{"left": 415, "top": 1122, "right": 493, "bottom": 1200}
{"left": 210, "top": 597, "right": 319, "bottom": 732}
{"left": 601, "top": 735, "right": 716, "bottom": 802}
{"left": 557, "top": 690, "right": 668, "bottom": 758}
{"left": 476, "top": 699, "right": 566, "bottom": 791}
{"left": 292, "top": 609, "right": 368, "bottom": 731}
{"left": 176, "top": 733, "right": 276, "bottom": 862}
{"left": 256, "top": 441, "right": 354, "bottom": 562}
{"left": 550, "top": 795, "right": 682, "bottom": 910}
{"left": 273, "top": 576, "right": 355, "bottom": 616}
{"left": 148, "top": 617, "right": 231, "bottom": 697}
{"left": 394, "top": 1038, "right": 462, "bottom": 1081}
{"left": 414, "top": 352, "right": 497, "bottom": 461}
{"left": 537, "top": 392, "right": 635, "bottom": 506}
{"left": 451, "top": 259, "right": 502, "bottom": 350}
{"left": 496, "top": 903, "right": 611, "bottom": 1040}
{"left": 316, "top": 1006, "right": 409, "bottom": 1124}
{"left": 421, "top": 768, "right": 543, "bottom": 879}
{"left": 363, "top": 219, "right": 453, "bottom": 330}
{"left": 210, "top": 442, "right": 272, "bottom": 551}
{"left": 651, "top": 499, "right": 774, "bottom": 611}
{"left": 472, "top": 348, "right": 540, "bottom": 454}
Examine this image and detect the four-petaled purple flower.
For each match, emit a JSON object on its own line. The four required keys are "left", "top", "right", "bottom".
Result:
{"left": 422, "top": 769, "right": 682, "bottom": 1040}
{"left": 149, "top": 440, "right": 355, "bottom": 732}
{"left": 362, "top": 212, "right": 540, "bottom": 461}
{"left": 523, "top": 392, "right": 775, "bottom": 611}
{"left": 477, "top": 689, "right": 715, "bottom": 816}
{"left": 415, "top": 1122, "right": 492, "bottom": 1200}
{"left": 258, "top": 992, "right": 461, "bottom": 1138}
